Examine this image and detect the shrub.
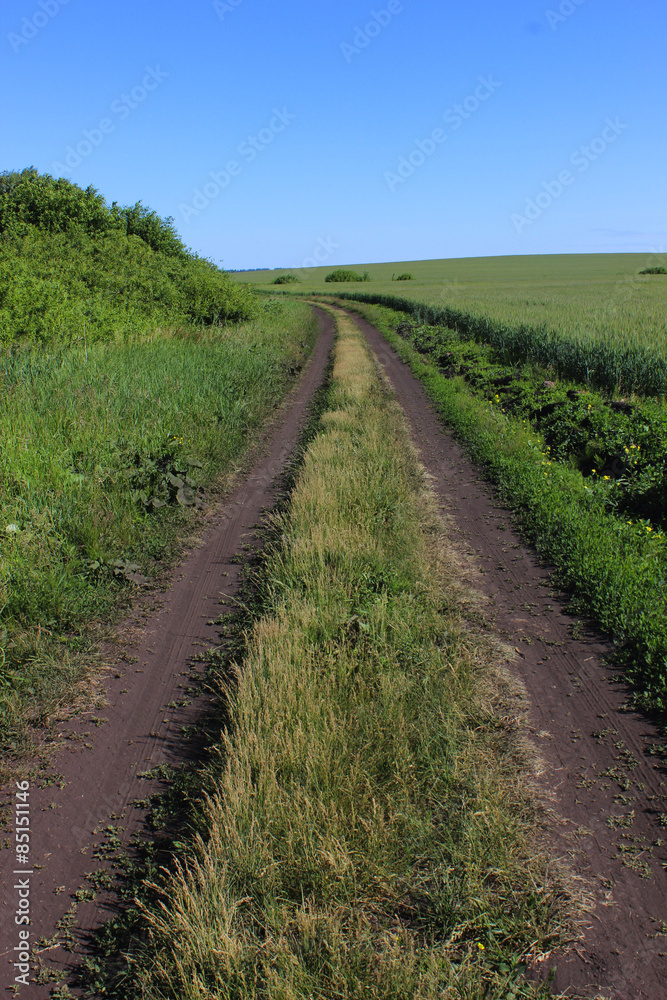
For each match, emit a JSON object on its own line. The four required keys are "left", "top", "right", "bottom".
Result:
{"left": 325, "top": 268, "right": 365, "bottom": 283}
{"left": 640, "top": 267, "right": 667, "bottom": 275}
{"left": 0, "top": 169, "right": 257, "bottom": 342}
{"left": 272, "top": 274, "right": 301, "bottom": 284}
{"left": 394, "top": 273, "right": 414, "bottom": 281}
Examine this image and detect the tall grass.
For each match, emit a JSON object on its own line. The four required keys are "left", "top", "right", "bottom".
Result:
{"left": 129, "top": 312, "right": 565, "bottom": 1000}
{"left": 240, "top": 253, "right": 667, "bottom": 362}
{"left": 324, "top": 291, "right": 667, "bottom": 397}
{"left": 0, "top": 299, "right": 317, "bottom": 757}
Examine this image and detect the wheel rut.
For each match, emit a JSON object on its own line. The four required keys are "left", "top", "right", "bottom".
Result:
{"left": 346, "top": 307, "right": 667, "bottom": 1000}
{"left": 0, "top": 308, "right": 335, "bottom": 998}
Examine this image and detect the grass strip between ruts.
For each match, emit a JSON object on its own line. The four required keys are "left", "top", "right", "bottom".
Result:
{"left": 129, "top": 309, "right": 566, "bottom": 1000}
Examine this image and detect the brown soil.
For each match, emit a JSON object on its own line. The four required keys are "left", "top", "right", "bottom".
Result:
{"left": 348, "top": 307, "right": 667, "bottom": 1000}
{"left": 0, "top": 308, "right": 335, "bottom": 998}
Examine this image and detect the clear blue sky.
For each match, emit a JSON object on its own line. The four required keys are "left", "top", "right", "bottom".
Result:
{"left": 1, "top": 0, "right": 665, "bottom": 269}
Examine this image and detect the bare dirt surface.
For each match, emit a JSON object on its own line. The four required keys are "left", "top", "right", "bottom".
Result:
{"left": 0, "top": 308, "right": 335, "bottom": 998}
{"left": 347, "top": 307, "right": 667, "bottom": 1000}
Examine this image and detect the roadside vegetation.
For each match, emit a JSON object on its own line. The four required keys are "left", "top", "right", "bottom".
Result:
{"left": 329, "top": 300, "right": 667, "bottom": 713}
{"left": 0, "top": 172, "right": 318, "bottom": 761}
{"left": 0, "top": 299, "right": 317, "bottom": 760}
{"left": 330, "top": 289, "right": 667, "bottom": 398}
{"left": 121, "top": 311, "right": 566, "bottom": 1000}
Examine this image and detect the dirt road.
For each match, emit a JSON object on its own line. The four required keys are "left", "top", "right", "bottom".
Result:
{"left": 2, "top": 303, "right": 665, "bottom": 999}
{"left": 348, "top": 306, "right": 667, "bottom": 1000}
{"left": 0, "top": 308, "right": 335, "bottom": 998}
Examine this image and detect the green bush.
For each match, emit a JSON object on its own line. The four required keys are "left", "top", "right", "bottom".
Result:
{"left": 272, "top": 274, "right": 301, "bottom": 284}
{"left": 394, "top": 273, "right": 414, "bottom": 281}
{"left": 325, "top": 268, "right": 365, "bottom": 283}
{"left": 640, "top": 267, "right": 667, "bottom": 275}
{"left": 0, "top": 169, "right": 257, "bottom": 343}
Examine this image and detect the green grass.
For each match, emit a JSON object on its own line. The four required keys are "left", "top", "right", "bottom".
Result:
{"left": 234, "top": 254, "right": 667, "bottom": 396}
{"left": 0, "top": 298, "right": 317, "bottom": 759}
{"left": 121, "top": 310, "right": 566, "bottom": 1000}
{"left": 337, "top": 300, "right": 667, "bottom": 713}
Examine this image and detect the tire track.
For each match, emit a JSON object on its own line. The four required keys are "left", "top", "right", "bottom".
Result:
{"left": 0, "top": 308, "right": 335, "bottom": 997}
{"left": 344, "top": 306, "right": 667, "bottom": 1000}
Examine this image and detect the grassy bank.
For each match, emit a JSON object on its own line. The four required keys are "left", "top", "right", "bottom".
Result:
{"left": 385, "top": 318, "right": 667, "bottom": 532}
{"left": 0, "top": 169, "right": 256, "bottom": 344}
{"left": 126, "top": 310, "right": 565, "bottom": 999}
{"left": 0, "top": 298, "right": 317, "bottom": 760}
{"left": 332, "top": 300, "right": 667, "bottom": 713}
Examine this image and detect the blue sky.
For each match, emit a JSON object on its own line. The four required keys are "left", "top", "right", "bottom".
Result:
{"left": 1, "top": 0, "right": 665, "bottom": 269}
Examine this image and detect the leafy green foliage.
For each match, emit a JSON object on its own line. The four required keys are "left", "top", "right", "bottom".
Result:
{"left": 0, "top": 168, "right": 113, "bottom": 236}
{"left": 271, "top": 274, "right": 301, "bottom": 284}
{"left": 0, "top": 300, "right": 318, "bottom": 755}
{"left": 126, "top": 439, "right": 204, "bottom": 512}
{"left": 402, "top": 321, "right": 667, "bottom": 528}
{"left": 325, "top": 268, "right": 366, "bottom": 283}
{"left": 393, "top": 273, "right": 414, "bottom": 280}
{"left": 640, "top": 267, "right": 667, "bottom": 275}
{"left": 0, "top": 169, "right": 257, "bottom": 343}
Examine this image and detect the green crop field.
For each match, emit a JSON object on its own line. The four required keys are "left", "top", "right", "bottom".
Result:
{"left": 233, "top": 254, "right": 667, "bottom": 353}
{"left": 234, "top": 254, "right": 667, "bottom": 395}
